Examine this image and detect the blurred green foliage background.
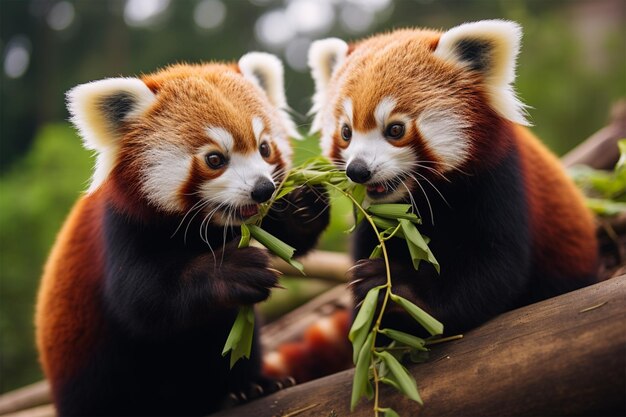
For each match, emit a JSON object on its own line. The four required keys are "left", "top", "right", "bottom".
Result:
{"left": 1, "top": 0, "right": 624, "bottom": 393}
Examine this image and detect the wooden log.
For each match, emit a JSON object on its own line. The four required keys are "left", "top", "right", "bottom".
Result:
{"left": 0, "top": 405, "right": 54, "bottom": 417}
{"left": 0, "top": 382, "right": 50, "bottom": 416}
{"left": 212, "top": 275, "right": 626, "bottom": 417}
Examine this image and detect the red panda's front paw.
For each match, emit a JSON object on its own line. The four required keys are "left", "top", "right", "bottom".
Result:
{"left": 215, "top": 244, "right": 280, "bottom": 306}
{"left": 349, "top": 258, "right": 388, "bottom": 305}
{"left": 288, "top": 185, "right": 329, "bottom": 222}
{"left": 272, "top": 185, "right": 330, "bottom": 236}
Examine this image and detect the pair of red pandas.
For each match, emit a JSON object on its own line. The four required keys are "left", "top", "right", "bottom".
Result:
{"left": 37, "top": 20, "right": 598, "bottom": 416}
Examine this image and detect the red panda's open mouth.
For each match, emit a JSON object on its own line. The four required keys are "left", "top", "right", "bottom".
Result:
{"left": 366, "top": 183, "right": 393, "bottom": 198}
{"left": 366, "top": 177, "right": 404, "bottom": 199}
{"left": 237, "top": 204, "right": 259, "bottom": 219}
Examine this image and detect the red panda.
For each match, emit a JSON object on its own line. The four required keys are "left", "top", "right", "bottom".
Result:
{"left": 264, "top": 20, "right": 600, "bottom": 383}
{"left": 35, "top": 54, "right": 329, "bottom": 416}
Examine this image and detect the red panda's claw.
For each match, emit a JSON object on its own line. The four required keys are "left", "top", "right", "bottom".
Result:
{"left": 347, "top": 278, "right": 364, "bottom": 288}
{"left": 266, "top": 267, "right": 284, "bottom": 276}
{"left": 253, "top": 384, "right": 264, "bottom": 395}
{"left": 224, "top": 392, "right": 241, "bottom": 407}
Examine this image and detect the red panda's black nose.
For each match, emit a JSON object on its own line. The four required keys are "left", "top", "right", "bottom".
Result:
{"left": 346, "top": 160, "right": 372, "bottom": 184}
{"left": 251, "top": 179, "right": 276, "bottom": 203}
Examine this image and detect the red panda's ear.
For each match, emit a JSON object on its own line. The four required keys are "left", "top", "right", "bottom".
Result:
{"left": 308, "top": 38, "right": 349, "bottom": 133}
{"left": 238, "top": 52, "right": 300, "bottom": 139}
{"left": 66, "top": 78, "right": 156, "bottom": 192}
{"left": 434, "top": 20, "right": 530, "bottom": 126}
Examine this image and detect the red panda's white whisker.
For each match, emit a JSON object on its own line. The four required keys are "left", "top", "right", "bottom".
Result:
{"left": 400, "top": 179, "right": 421, "bottom": 220}
{"left": 410, "top": 170, "right": 451, "bottom": 210}
{"left": 183, "top": 199, "right": 217, "bottom": 245}
{"left": 410, "top": 173, "right": 435, "bottom": 225}
{"left": 417, "top": 159, "right": 471, "bottom": 177}
{"left": 172, "top": 199, "right": 211, "bottom": 240}
{"left": 199, "top": 201, "right": 228, "bottom": 257}
{"left": 412, "top": 161, "right": 451, "bottom": 183}
{"left": 219, "top": 210, "right": 232, "bottom": 268}
{"left": 304, "top": 200, "right": 331, "bottom": 224}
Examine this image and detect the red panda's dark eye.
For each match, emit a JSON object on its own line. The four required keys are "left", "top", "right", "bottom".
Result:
{"left": 341, "top": 124, "right": 352, "bottom": 141}
{"left": 259, "top": 141, "right": 271, "bottom": 158}
{"left": 385, "top": 123, "right": 405, "bottom": 140}
{"left": 205, "top": 152, "right": 227, "bottom": 169}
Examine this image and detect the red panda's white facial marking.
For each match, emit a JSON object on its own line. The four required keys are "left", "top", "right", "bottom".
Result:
{"left": 416, "top": 109, "right": 471, "bottom": 169}
{"left": 139, "top": 143, "right": 193, "bottom": 214}
{"left": 340, "top": 96, "right": 417, "bottom": 202}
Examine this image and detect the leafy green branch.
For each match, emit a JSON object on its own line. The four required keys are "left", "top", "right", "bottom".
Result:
{"left": 339, "top": 189, "right": 442, "bottom": 416}
{"left": 222, "top": 157, "right": 445, "bottom": 417}
{"left": 569, "top": 139, "right": 626, "bottom": 216}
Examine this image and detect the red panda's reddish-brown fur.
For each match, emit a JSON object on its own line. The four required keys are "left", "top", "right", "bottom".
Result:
{"left": 515, "top": 125, "right": 598, "bottom": 281}
{"left": 36, "top": 58, "right": 330, "bottom": 416}
{"left": 36, "top": 192, "right": 106, "bottom": 389}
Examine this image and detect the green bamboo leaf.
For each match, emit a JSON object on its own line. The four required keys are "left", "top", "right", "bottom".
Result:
{"left": 379, "top": 358, "right": 405, "bottom": 391}
{"left": 368, "top": 204, "right": 420, "bottom": 223}
{"left": 375, "top": 350, "right": 423, "bottom": 405}
{"left": 350, "top": 322, "right": 371, "bottom": 365}
{"left": 289, "top": 169, "right": 335, "bottom": 185}
{"left": 364, "top": 372, "right": 374, "bottom": 400}
{"left": 351, "top": 332, "right": 375, "bottom": 411}
{"left": 222, "top": 314, "right": 244, "bottom": 355}
{"left": 238, "top": 223, "right": 250, "bottom": 248}
{"left": 390, "top": 294, "right": 443, "bottom": 336}
{"left": 334, "top": 179, "right": 353, "bottom": 190}
{"left": 352, "top": 184, "right": 367, "bottom": 206}
{"left": 378, "top": 226, "right": 398, "bottom": 240}
{"left": 349, "top": 185, "right": 367, "bottom": 226}
{"left": 380, "top": 377, "right": 400, "bottom": 391}
{"left": 399, "top": 219, "right": 439, "bottom": 273}
{"left": 372, "top": 215, "right": 399, "bottom": 231}
{"left": 382, "top": 408, "right": 400, "bottom": 417}
{"left": 369, "top": 245, "right": 382, "bottom": 259}
{"left": 247, "top": 225, "right": 304, "bottom": 274}
{"left": 409, "top": 349, "right": 430, "bottom": 363}
{"left": 349, "top": 286, "right": 381, "bottom": 363}
{"left": 586, "top": 198, "right": 626, "bottom": 216}
{"left": 287, "top": 259, "right": 305, "bottom": 274}
{"left": 222, "top": 306, "right": 256, "bottom": 368}
{"left": 354, "top": 206, "right": 365, "bottom": 229}
{"left": 274, "top": 184, "right": 297, "bottom": 201}
{"left": 380, "top": 329, "right": 428, "bottom": 351}
{"left": 378, "top": 358, "right": 388, "bottom": 379}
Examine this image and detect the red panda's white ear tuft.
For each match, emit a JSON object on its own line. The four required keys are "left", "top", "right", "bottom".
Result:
{"left": 238, "top": 52, "right": 300, "bottom": 139}
{"left": 66, "top": 78, "right": 156, "bottom": 192}
{"left": 434, "top": 20, "right": 530, "bottom": 126}
{"left": 308, "top": 38, "right": 349, "bottom": 133}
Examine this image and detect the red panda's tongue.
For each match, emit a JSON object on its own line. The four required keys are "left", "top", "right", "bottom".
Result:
{"left": 367, "top": 184, "right": 386, "bottom": 193}
{"left": 239, "top": 205, "right": 259, "bottom": 218}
